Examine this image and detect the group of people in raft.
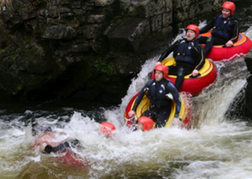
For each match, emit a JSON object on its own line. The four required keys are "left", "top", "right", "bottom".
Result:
{"left": 36, "top": 1, "right": 239, "bottom": 154}
{"left": 128, "top": 0, "right": 239, "bottom": 130}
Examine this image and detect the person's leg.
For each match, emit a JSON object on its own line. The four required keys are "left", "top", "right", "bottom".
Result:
{"left": 175, "top": 64, "right": 196, "bottom": 90}
{"left": 155, "top": 105, "right": 171, "bottom": 128}
{"left": 168, "top": 65, "right": 184, "bottom": 90}
{"left": 141, "top": 106, "right": 157, "bottom": 122}
{"left": 168, "top": 66, "right": 179, "bottom": 75}
{"left": 174, "top": 67, "right": 185, "bottom": 90}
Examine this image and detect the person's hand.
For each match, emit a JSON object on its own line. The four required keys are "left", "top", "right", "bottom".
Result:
{"left": 192, "top": 69, "right": 199, "bottom": 76}
{"left": 225, "top": 40, "right": 233, "bottom": 47}
{"left": 128, "top": 110, "right": 135, "bottom": 118}
{"left": 156, "top": 61, "right": 161, "bottom": 65}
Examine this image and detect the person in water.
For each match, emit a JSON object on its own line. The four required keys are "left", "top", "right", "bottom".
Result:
{"left": 43, "top": 139, "right": 81, "bottom": 154}
{"left": 31, "top": 117, "right": 83, "bottom": 154}
{"left": 135, "top": 116, "right": 154, "bottom": 131}
{"left": 99, "top": 121, "right": 116, "bottom": 137}
{"left": 34, "top": 127, "right": 83, "bottom": 154}
{"left": 199, "top": 1, "right": 239, "bottom": 55}
{"left": 34, "top": 119, "right": 118, "bottom": 153}
{"left": 100, "top": 118, "right": 154, "bottom": 133}
{"left": 128, "top": 64, "right": 181, "bottom": 128}
{"left": 157, "top": 24, "right": 205, "bottom": 91}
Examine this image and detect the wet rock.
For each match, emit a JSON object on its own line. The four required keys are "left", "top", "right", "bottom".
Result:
{"left": 0, "top": 0, "right": 226, "bottom": 105}
{"left": 42, "top": 26, "right": 77, "bottom": 40}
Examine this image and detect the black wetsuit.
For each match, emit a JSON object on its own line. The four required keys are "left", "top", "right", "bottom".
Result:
{"left": 199, "top": 15, "right": 239, "bottom": 55}
{"left": 132, "top": 78, "right": 181, "bottom": 128}
{"left": 158, "top": 38, "right": 205, "bottom": 90}
{"left": 44, "top": 139, "right": 81, "bottom": 154}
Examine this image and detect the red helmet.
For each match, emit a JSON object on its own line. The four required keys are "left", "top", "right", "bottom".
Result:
{"left": 99, "top": 121, "right": 116, "bottom": 137}
{"left": 222, "top": 1, "right": 235, "bottom": 14}
{"left": 138, "top": 116, "right": 154, "bottom": 131}
{"left": 154, "top": 64, "right": 169, "bottom": 77}
{"left": 186, "top": 24, "right": 199, "bottom": 38}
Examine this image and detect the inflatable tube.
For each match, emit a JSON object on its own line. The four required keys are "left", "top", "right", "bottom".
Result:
{"left": 124, "top": 93, "right": 191, "bottom": 129}
{"left": 34, "top": 132, "right": 88, "bottom": 167}
{"left": 200, "top": 32, "right": 252, "bottom": 61}
{"left": 151, "top": 57, "right": 217, "bottom": 96}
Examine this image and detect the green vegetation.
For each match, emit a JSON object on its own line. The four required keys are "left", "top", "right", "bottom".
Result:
{"left": 24, "top": 37, "right": 31, "bottom": 45}
{"left": 21, "top": 48, "right": 31, "bottom": 58}
{"left": 94, "top": 58, "right": 115, "bottom": 76}
{"left": 82, "top": 54, "right": 116, "bottom": 85}
{"left": 0, "top": 48, "right": 4, "bottom": 55}
{"left": 0, "top": 19, "right": 4, "bottom": 27}
{"left": 10, "top": 51, "right": 16, "bottom": 62}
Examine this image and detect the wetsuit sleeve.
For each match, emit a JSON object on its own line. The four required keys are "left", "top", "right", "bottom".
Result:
{"left": 194, "top": 42, "right": 205, "bottom": 71}
{"left": 166, "top": 82, "right": 181, "bottom": 116}
{"left": 132, "top": 80, "right": 153, "bottom": 111}
{"left": 158, "top": 41, "right": 179, "bottom": 62}
{"left": 230, "top": 17, "right": 239, "bottom": 43}
{"left": 199, "top": 17, "right": 216, "bottom": 34}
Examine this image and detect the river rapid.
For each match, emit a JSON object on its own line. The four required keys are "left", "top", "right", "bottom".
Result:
{"left": 1, "top": 1, "right": 252, "bottom": 179}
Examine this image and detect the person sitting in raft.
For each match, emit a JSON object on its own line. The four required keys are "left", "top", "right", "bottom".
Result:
{"left": 128, "top": 64, "right": 181, "bottom": 128}
{"left": 135, "top": 116, "right": 154, "bottom": 131}
{"left": 199, "top": 1, "right": 239, "bottom": 55}
{"left": 157, "top": 24, "right": 205, "bottom": 90}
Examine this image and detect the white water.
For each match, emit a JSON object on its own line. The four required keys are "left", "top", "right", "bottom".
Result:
{"left": 0, "top": 30, "right": 252, "bottom": 179}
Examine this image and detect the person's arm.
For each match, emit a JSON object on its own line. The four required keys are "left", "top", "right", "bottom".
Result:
{"left": 230, "top": 17, "right": 239, "bottom": 43}
{"left": 199, "top": 18, "right": 216, "bottom": 34}
{"left": 166, "top": 82, "right": 181, "bottom": 117}
{"left": 128, "top": 80, "right": 153, "bottom": 117}
{"left": 131, "top": 90, "right": 145, "bottom": 111}
{"left": 158, "top": 41, "right": 178, "bottom": 63}
{"left": 224, "top": 17, "right": 239, "bottom": 47}
{"left": 194, "top": 43, "right": 205, "bottom": 71}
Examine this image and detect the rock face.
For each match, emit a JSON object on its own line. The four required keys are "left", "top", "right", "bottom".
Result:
{"left": 0, "top": 0, "right": 225, "bottom": 104}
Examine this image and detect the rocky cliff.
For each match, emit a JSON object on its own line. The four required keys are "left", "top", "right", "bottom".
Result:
{"left": 0, "top": 0, "right": 232, "bottom": 105}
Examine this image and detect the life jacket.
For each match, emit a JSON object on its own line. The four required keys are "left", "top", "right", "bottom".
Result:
{"left": 211, "top": 15, "right": 233, "bottom": 40}
{"left": 174, "top": 40, "right": 196, "bottom": 65}
{"left": 146, "top": 79, "right": 171, "bottom": 107}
